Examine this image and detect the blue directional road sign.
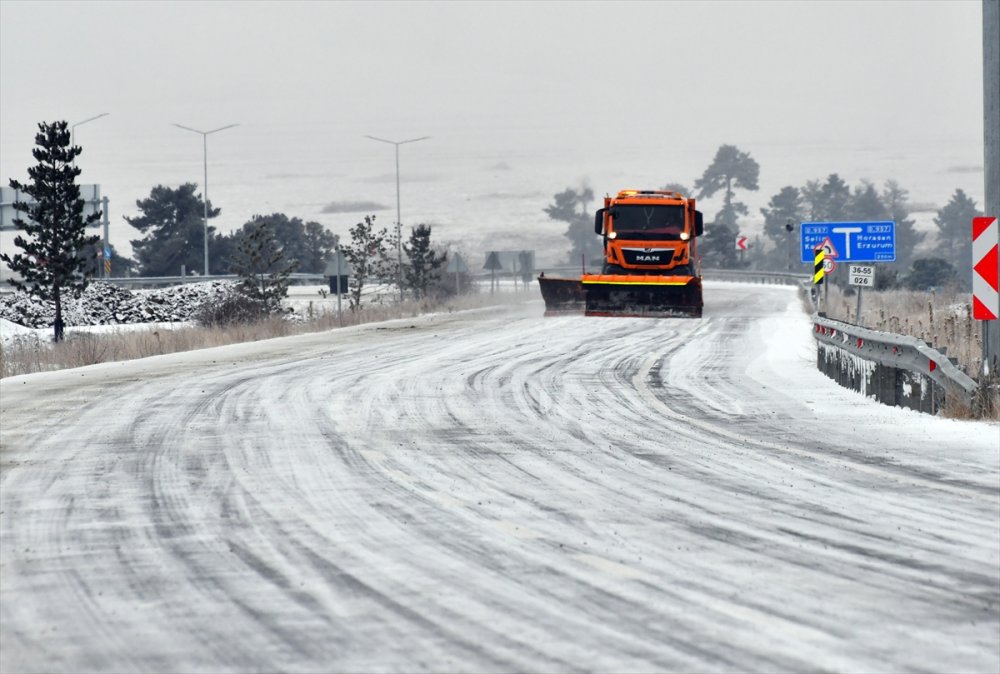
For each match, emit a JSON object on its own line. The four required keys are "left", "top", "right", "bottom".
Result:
{"left": 800, "top": 221, "right": 896, "bottom": 263}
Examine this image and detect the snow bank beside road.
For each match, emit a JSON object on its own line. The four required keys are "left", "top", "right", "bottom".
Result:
{"left": 0, "top": 318, "right": 34, "bottom": 345}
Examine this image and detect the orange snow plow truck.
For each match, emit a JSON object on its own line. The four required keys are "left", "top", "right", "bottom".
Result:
{"left": 538, "top": 189, "right": 704, "bottom": 317}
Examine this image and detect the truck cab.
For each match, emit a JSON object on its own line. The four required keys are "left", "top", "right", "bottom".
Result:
{"left": 594, "top": 190, "right": 704, "bottom": 275}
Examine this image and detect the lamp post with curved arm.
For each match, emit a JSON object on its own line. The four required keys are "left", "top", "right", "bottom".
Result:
{"left": 70, "top": 114, "right": 110, "bottom": 276}
{"left": 172, "top": 123, "right": 239, "bottom": 275}
{"left": 365, "top": 134, "right": 430, "bottom": 301}
{"left": 70, "top": 113, "right": 109, "bottom": 149}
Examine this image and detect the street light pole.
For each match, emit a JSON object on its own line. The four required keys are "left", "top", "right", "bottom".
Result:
{"left": 70, "top": 112, "right": 109, "bottom": 149}
{"left": 365, "top": 134, "right": 430, "bottom": 301}
{"left": 173, "top": 123, "right": 239, "bottom": 276}
{"left": 785, "top": 220, "right": 795, "bottom": 272}
{"left": 982, "top": 0, "right": 1000, "bottom": 377}
{"left": 70, "top": 113, "right": 110, "bottom": 277}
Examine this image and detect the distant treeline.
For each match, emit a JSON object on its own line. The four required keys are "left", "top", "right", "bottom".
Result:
{"left": 544, "top": 144, "right": 983, "bottom": 291}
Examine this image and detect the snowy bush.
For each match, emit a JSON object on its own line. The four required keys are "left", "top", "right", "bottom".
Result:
{"left": 193, "top": 287, "right": 270, "bottom": 327}
{"left": 0, "top": 281, "right": 238, "bottom": 328}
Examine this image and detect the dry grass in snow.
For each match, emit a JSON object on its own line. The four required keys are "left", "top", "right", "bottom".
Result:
{"left": 0, "top": 288, "right": 537, "bottom": 379}
{"left": 817, "top": 284, "right": 983, "bottom": 378}
{"left": 814, "top": 284, "right": 998, "bottom": 419}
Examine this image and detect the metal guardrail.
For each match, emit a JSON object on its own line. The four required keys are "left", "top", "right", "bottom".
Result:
{"left": 85, "top": 273, "right": 329, "bottom": 288}
{"left": 4, "top": 267, "right": 804, "bottom": 291}
{"left": 534, "top": 267, "right": 811, "bottom": 285}
{"left": 701, "top": 268, "right": 809, "bottom": 285}
{"left": 99, "top": 272, "right": 522, "bottom": 290}
{"left": 812, "top": 314, "right": 977, "bottom": 407}
{"left": 1, "top": 270, "right": 529, "bottom": 293}
{"left": 689, "top": 268, "right": 980, "bottom": 411}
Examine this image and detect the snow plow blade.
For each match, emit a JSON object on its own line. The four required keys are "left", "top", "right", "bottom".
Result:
{"left": 537, "top": 275, "right": 586, "bottom": 315}
{"left": 582, "top": 274, "right": 703, "bottom": 318}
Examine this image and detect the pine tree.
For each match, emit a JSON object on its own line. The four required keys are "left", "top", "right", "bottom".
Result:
{"left": 816, "top": 174, "right": 851, "bottom": 220}
{"left": 340, "top": 215, "right": 390, "bottom": 310}
{"left": 699, "top": 221, "right": 740, "bottom": 269}
{"left": 229, "top": 219, "right": 298, "bottom": 314}
{"left": 544, "top": 186, "right": 600, "bottom": 266}
{"left": 126, "top": 183, "right": 219, "bottom": 276}
{"left": 934, "top": 189, "right": 981, "bottom": 289}
{"left": 760, "top": 186, "right": 804, "bottom": 270}
{"left": 904, "top": 258, "right": 958, "bottom": 291}
{"left": 848, "top": 181, "right": 887, "bottom": 220}
{"left": 1, "top": 121, "right": 101, "bottom": 341}
{"left": 403, "top": 224, "right": 447, "bottom": 299}
{"left": 881, "top": 180, "right": 924, "bottom": 271}
{"left": 694, "top": 145, "right": 760, "bottom": 228}
{"left": 219, "top": 214, "right": 338, "bottom": 275}
{"left": 301, "top": 220, "right": 338, "bottom": 273}
{"left": 800, "top": 180, "right": 822, "bottom": 220}
{"left": 801, "top": 174, "right": 852, "bottom": 221}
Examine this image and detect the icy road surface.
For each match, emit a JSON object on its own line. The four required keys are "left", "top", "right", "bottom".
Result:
{"left": 2, "top": 282, "right": 998, "bottom": 673}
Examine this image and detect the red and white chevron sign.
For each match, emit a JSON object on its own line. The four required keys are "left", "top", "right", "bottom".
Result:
{"left": 973, "top": 216, "right": 999, "bottom": 320}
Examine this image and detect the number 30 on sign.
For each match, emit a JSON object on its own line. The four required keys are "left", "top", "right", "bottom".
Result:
{"left": 849, "top": 264, "right": 875, "bottom": 286}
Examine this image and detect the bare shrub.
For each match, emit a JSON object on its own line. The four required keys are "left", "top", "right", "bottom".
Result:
{"left": 130, "top": 330, "right": 165, "bottom": 359}
{"left": 972, "top": 371, "right": 1000, "bottom": 421}
{"left": 58, "top": 332, "right": 109, "bottom": 368}
{"left": 0, "top": 333, "right": 47, "bottom": 377}
{"left": 193, "top": 290, "right": 270, "bottom": 328}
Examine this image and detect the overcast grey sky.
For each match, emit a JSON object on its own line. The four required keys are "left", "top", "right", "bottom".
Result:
{"left": 1, "top": 1, "right": 985, "bottom": 143}
{"left": 0, "top": 0, "right": 988, "bottom": 254}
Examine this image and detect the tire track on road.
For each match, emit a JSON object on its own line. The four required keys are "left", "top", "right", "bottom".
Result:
{"left": 3, "top": 290, "right": 997, "bottom": 673}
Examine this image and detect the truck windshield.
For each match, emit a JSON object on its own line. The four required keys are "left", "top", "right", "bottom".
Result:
{"left": 611, "top": 205, "right": 686, "bottom": 241}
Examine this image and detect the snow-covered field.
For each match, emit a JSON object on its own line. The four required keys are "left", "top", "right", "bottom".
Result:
{"left": 1, "top": 281, "right": 997, "bottom": 672}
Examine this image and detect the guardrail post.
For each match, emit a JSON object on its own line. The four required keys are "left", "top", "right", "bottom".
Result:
{"left": 882, "top": 364, "right": 897, "bottom": 407}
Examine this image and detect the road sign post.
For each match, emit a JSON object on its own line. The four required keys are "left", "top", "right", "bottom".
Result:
{"left": 735, "top": 235, "right": 748, "bottom": 265}
{"left": 983, "top": 0, "right": 999, "bottom": 379}
{"left": 849, "top": 264, "right": 875, "bottom": 323}
{"left": 813, "top": 246, "right": 826, "bottom": 285}
{"left": 324, "top": 248, "right": 352, "bottom": 326}
{"left": 336, "top": 247, "right": 342, "bottom": 326}
{"left": 447, "top": 253, "right": 468, "bottom": 295}
{"left": 813, "top": 246, "right": 825, "bottom": 312}
{"left": 802, "top": 221, "right": 893, "bottom": 320}
{"left": 484, "top": 251, "right": 502, "bottom": 294}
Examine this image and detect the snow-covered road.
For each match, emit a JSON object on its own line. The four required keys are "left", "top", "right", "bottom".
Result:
{"left": 2, "top": 282, "right": 998, "bottom": 673}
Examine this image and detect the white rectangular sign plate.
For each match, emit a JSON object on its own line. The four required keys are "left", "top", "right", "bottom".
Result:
{"left": 849, "top": 264, "right": 875, "bottom": 287}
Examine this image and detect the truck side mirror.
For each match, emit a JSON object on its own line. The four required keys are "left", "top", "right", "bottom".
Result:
{"left": 594, "top": 208, "right": 606, "bottom": 235}
{"left": 695, "top": 211, "right": 704, "bottom": 237}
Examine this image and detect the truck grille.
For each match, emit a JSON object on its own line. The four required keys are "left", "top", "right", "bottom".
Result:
{"left": 621, "top": 248, "right": 675, "bottom": 266}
